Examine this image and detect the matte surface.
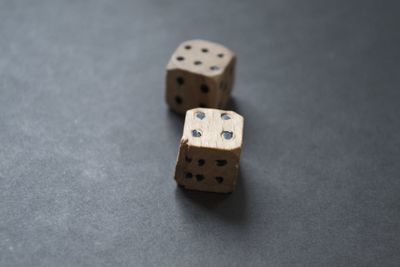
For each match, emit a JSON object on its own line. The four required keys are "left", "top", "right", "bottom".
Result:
{"left": 0, "top": 0, "right": 399, "bottom": 266}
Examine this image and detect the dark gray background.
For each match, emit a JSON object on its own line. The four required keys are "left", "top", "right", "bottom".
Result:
{"left": 0, "top": 0, "right": 399, "bottom": 266}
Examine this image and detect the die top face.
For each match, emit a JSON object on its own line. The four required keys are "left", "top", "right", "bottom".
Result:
{"left": 182, "top": 108, "right": 244, "bottom": 151}
{"left": 166, "top": 39, "right": 235, "bottom": 77}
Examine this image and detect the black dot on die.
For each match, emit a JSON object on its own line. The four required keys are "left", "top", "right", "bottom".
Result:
{"left": 185, "top": 172, "right": 193, "bottom": 179}
{"left": 200, "top": 84, "right": 209, "bottom": 93}
{"left": 175, "top": 96, "right": 183, "bottom": 105}
{"left": 191, "top": 129, "right": 202, "bottom": 137}
{"left": 198, "top": 159, "right": 205, "bottom": 166}
{"left": 215, "top": 177, "right": 224, "bottom": 184}
{"left": 195, "top": 111, "right": 205, "bottom": 120}
{"left": 216, "top": 160, "right": 227, "bottom": 166}
{"left": 196, "top": 174, "right": 205, "bottom": 181}
{"left": 221, "top": 131, "right": 233, "bottom": 140}
{"left": 176, "top": 77, "right": 184, "bottom": 85}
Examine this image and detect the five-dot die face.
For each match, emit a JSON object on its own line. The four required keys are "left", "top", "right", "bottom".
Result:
{"left": 166, "top": 39, "right": 236, "bottom": 114}
{"left": 174, "top": 108, "right": 244, "bottom": 193}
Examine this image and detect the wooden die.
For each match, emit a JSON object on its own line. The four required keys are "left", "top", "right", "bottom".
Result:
{"left": 174, "top": 108, "right": 244, "bottom": 193}
{"left": 166, "top": 40, "right": 236, "bottom": 114}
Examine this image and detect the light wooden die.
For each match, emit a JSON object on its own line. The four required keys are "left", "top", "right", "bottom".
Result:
{"left": 174, "top": 108, "right": 244, "bottom": 193}
{"left": 165, "top": 39, "right": 236, "bottom": 114}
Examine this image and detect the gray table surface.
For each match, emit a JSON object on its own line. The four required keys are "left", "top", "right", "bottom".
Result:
{"left": 1, "top": 0, "right": 399, "bottom": 266}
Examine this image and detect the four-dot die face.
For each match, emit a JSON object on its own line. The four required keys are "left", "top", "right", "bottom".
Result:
{"left": 174, "top": 108, "right": 244, "bottom": 193}
{"left": 166, "top": 40, "right": 236, "bottom": 114}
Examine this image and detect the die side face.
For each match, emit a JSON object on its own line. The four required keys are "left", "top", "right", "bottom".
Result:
{"left": 174, "top": 108, "right": 244, "bottom": 193}
{"left": 166, "top": 40, "right": 236, "bottom": 114}
{"left": 166, "top": 69, "right": 219, "bottom": 113}
{"left": 217, "top": 59, "right": 236, "bottom": 108}
{"left": 175, "top": 145, "right": 239, "bottom": 193}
